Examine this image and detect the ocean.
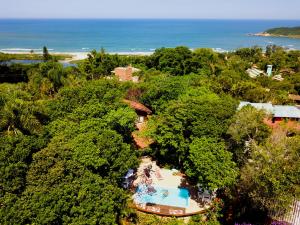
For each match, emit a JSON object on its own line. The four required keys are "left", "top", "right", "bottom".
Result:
{"left": 0, "top": 19, "right": 300, "bottom": 53}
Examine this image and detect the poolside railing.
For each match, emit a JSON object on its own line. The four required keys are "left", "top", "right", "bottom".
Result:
{"left": 129, "top": 202, "right": 208, "bottom": 217}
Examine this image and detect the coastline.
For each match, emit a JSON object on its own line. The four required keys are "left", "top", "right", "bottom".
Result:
{"left": 1, "top": 48, "right": 230, "bottom": 61}
{"left": 250, "top": 32, "right": 300, "bottom": 39}
{"left": 0, "top": 50, "right": 154, "bottom": 61}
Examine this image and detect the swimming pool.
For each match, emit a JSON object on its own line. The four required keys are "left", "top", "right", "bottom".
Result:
{"left": 134, "top": 185, "right": 190, "bottom": 208}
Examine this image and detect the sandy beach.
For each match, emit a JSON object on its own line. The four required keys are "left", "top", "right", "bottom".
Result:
{"left": 0, "top": 50, "right": 154, "bottom": 62}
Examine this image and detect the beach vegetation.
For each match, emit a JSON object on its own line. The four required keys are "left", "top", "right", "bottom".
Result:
{"left": 0, "top": 52, "right": 71, "bottom": 62}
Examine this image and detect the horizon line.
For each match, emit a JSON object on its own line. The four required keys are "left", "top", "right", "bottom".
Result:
{"left": 0, "top": 17, "right": 300, "bottom": 21}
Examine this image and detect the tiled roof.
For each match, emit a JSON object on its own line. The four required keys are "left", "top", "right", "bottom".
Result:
{"left": 123, "top": 99, "right": 152, "bottom": 114}
{"left": 112, "top": 66, "right": 140, "bottom": 73}
{"left": 289, "top": 94, "right": 300, "bottom": 101}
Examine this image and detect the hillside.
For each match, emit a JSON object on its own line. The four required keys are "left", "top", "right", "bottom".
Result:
{"left": 262, "top": 26, "right": 300, "bottom": 38}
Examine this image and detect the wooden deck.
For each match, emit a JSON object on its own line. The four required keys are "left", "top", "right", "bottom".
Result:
{"left": 131, "top": 203, "right": 207, "bottom": 217}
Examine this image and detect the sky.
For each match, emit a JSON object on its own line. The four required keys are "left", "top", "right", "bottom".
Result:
{"left": 1, "top": 0, "right": 300, "bottom": 20}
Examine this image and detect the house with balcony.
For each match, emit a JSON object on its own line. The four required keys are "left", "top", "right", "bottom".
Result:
{"left": 112, "top": 65, "right": 140, "bottom": 82}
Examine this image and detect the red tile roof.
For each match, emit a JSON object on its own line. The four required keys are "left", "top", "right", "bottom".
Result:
{"left": 123, "top": 99, "right": 152, "bottom": 114}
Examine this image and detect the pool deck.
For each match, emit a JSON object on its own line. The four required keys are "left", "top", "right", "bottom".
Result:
{"left": 131, "top": 157, "right": 212, "bottom": 217}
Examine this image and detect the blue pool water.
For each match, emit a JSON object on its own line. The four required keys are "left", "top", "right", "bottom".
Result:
{"left": 135, "top": 185, "right": 190, "bottom": 208}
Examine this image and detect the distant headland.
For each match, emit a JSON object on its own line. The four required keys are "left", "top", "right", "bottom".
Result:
{"left": 250, "top": 26, "right": 300, "bottom": 39}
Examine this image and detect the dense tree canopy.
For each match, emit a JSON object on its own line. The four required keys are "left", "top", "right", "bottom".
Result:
{"left": 227, "top": 106, "right": 271, "bottom": 165}
{"left": 147, "top": 87, "right": 237, "bottom": 181}
{"left": 0, "top": 75, "right": 139, "bottom": 224}
{"left": 238, "top": 132, "right": 300, "bottom": 215}
{"left": 0, "top": 46, "right": 300, "bottom": 224}
{"left": 185, "top": 137, "right": 237, "bottom": 190}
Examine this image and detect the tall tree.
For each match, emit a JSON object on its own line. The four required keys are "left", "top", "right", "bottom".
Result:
{"left": 238, "top": 132, "right": 300, "bottom": 215}
{"left": 185, "top": 137, "right": 237, "bottom": 190}
{"left": 147, "top": 87, "right": 237, "bottom": 166}
{"left": 42, "top": 46, "right": 51, "bottom": 61}
{"left": 227, "top": 106, "right": 271, "bottom": 165}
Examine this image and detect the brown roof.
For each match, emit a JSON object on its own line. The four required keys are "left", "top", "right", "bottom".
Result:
{"left": 289, "top": 94, "right": 300, "bottom": 101}
{"left": 280, "top": 68, "right": 295, "bottom": 74}
{"left": 123, "top": 99, "right": 152, "bottom": 114}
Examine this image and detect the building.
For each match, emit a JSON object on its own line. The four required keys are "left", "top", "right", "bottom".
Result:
{"left": 112, "top": 65, "right": 140, "bottom": 82}
{"left": 289, "top": 94, "right": 300, "bottom": 105}
{"left": 123, "top": 99, "right": 152, "bottom": 124}
{"left": 246, "top": 67, "right": 265, "bottom": 78}
{"left": 123, "top": 99, "right": 153, "bottom": 149}
{"left": 267, "top": 64, "right": 273, "bottom": 76}
{"left": 272, "top": 74, "right": 284, "bottom": 81}
{"left": 246, "top": 65, "right": 274, "bottom": 78}
{"left": 239, "top": 101, "right": 300, "bottom": 122}
{"left": 280, "top": 68, "right": 295, "bottom": 75}
{"left": 238, "top": 101, "right": 273, "bottom": 113}
{"left": 273, "top": 105, "right": 300, "bottom": 122}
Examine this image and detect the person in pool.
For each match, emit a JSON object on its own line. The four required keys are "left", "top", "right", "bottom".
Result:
{"left": 162, "top": 190, "right": 169, "bottom": 197}
{"left": 147, "top": 186, "right": 156, "bottom": 195}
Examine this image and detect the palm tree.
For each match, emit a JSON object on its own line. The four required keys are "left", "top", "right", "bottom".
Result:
{"left": 43, "top": 46, "right": 51, "bottom": 61}
{"left": 0, "top": 98, "right": 42, "bottom": 135}
{"left": 27, "top": 62, "right": 65, "bottom": 97}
